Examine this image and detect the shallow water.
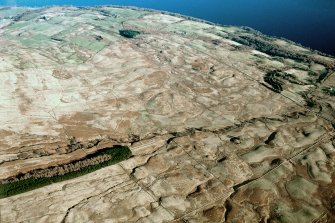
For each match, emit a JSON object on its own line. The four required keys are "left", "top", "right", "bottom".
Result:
{"left": 1, "top": 0, "right": 335, "bottom": 56}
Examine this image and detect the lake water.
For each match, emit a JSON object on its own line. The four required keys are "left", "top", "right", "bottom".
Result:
{"left": 1, "top": 0, "right": 335, "bottom": 56}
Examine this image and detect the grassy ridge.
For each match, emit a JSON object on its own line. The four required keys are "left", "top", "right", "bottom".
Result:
{"left": 0, "top": 146, "right": 132, "bottom": 199}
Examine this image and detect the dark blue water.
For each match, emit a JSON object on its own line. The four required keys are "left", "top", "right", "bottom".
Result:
{"left": 1, "top": 0, "right": 335, "bottom": 56}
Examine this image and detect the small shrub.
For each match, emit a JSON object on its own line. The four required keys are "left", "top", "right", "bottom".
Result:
{"left": 264, "top": 71, "right": 284, "bottom": 93}
{"left": 322, "top": 86, "right": 335, "bottom": 96}
{"left": 119, "top": 29, "right": 141, "bottom": 38}
{"left": 317, "top": 70, "right": 329, "bottom": 83}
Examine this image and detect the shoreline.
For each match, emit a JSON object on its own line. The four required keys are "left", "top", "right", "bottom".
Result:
{"left": 0, "top": 5, "right": 333, "bottom": 58}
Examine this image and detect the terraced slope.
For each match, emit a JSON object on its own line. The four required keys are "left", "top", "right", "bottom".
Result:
{"left": 0, "top": 6, "right": 334, "bottom": 223}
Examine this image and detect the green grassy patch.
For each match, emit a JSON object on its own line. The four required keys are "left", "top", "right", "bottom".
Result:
{"left": 0, "top": 146, "right": 132, "bottom": 199}
{"left": 7, "top": 21, "right": 31, "bottom": 29}
{"left": 69, "top": 37, "right": 107, "bottom": 52}
{"left": 20, "top": 34, "right": 51, "bottom": 47}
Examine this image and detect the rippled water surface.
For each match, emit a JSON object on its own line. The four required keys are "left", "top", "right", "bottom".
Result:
{"left": 1, "top": 0, "right": 335, "bottom": 55}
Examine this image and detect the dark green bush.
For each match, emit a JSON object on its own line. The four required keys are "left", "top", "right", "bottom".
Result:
{"left": 231, "top": 35, "right": 307, "bottom": 62}
{"left": 322, "top": 86, "right": 335, "bottom": 96}
{"left": 264, "top": 71, "right": 284, "bottom": 93}
{"left": 119, "top": 29, "right": 141, "bottom": 38}
{"left": 0, "top": 146, "right": 131, "bottom": 198}
{"left": 316, "top": 69, "right": 329, "bottom": 83}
